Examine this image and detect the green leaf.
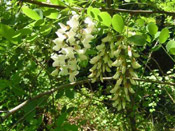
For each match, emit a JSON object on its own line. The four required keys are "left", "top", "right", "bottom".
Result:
{"left": 0, "top": 24, "right": 18, "bottom": 43}
{"left": 64, "top": 123, "right": 78, "bottom": 131}
{"left": 26, "top": 34, "right": 38, "bottom": 42}
{"left": 56, "top": 113, "right": 67, "bottom": 127}
{"left": 12, "top": 87, "right": 26, "bottom": 96}
{"left": 128, "top": 35, "right": 146, "bottom": 46}
{"left": 98, "top": 12, "right": 111, "bottom": 27}
{"left": 40, "top": 25, "right": 52, "bottom": 35}
{"left": 147, "top": 22, "right": 158, "bottom": 36}
{"left": 159, "top": 28, "right": 169, "bottom": 44}
{"left": 87, "top": 7, "right": 100, "bottom": 20}
{"left": 46, "top": 12, "right": 59, "bottom": 19}
{"left": 65, "top": 88, "right": 75, "bottom": 99}
{"left": 16, "top": 28, "right": 32, "bottom": 37}
{"left": 112, "top": 14, "right": 124, "bottom": 33}
{"left": 22, "top": 6, "right": 41, "bottom": 20}
{"left": 55, "top": 89, "right": 64, "bottom": 99}
{"left": 136, "top": 19, "right": 145, "bottom": 26}
{"left": 45, "top": 9, "right": 60, "bottom": 19}
{"left": 0, "top": 79, "right": 9, "bottom": 91}
{"left": 166, "top": 40, "right": 175, "bottom": 55}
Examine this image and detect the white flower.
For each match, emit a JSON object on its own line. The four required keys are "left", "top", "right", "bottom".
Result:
{"left": 61, "top": 47, "right": 74, "bottom": 58}
{"left": 53, "top": 38, "right": 64, "bottom": 51}
{"left": 82, "top": 34, "right": 94, "bottom": 49}
{"left": 51, "top": 69, "right": 59, "bottom": 76}
{"left": 102, "top": 33, "right": 112, "bottom": 43}
{"left": 68, "top": 59, "right": 77, "bottom": 70}
{"left": 55, "top": 30, "right": 66, "bottom": 41}
{"left": 84, "top": 17, "right": 95, "bottom": 28}
{"left": 59, "top": 66, "right": 68, "bottom": 76}
{"left": 96, "top": 44, "right": 105, "bottom": 50}
{"left": 66, "top": 29, "right": 76, "bottom": 44}
{"left": 51, "top": 54, "right": 66, "bottom": 67}
{"left": 69, "top": 71, "right": 79, "bottom": 82}
{"left": 77, "top": 49, "right": 87, "bottom": 60}
{"left": 83, "top": 28, "right": 93, "bottom": 35}
{"left": 58, "top": 23, "right": 69, "bottom": 32}
{"left": 67, "top": 13, "right": 79, "bottom": 31}
{"left": 90, "top": 55, "right": 101, "bottom": 64}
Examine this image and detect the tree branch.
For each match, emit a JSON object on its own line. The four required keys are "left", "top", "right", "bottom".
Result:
{"left": 1, "top": 77, "right": 175, "bottom": 122}
{"left": 22, "top": 0, "right": 175, "bottom": 16}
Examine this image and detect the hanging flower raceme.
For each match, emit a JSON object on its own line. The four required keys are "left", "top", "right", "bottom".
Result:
{"left": 51, "top": 11, "right": 96, "bottom": 82}
{"left": 111, "top": 40, "right": 141, "bottom": 110}
{"left": 88, "top": 33, "right": 114, "bottom": 83}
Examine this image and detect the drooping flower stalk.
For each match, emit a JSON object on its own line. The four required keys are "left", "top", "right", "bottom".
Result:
{"left": 51, "top": 11, "right": 96, "bottom": 82}
{"left": 111, "top": 40, "right": 141, "bottom": 110}
{"left": 89, "top": 33, "right": 114, "bottom": 83}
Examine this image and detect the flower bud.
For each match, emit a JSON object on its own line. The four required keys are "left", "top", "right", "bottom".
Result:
{"left": 112, "top": 93, "right": 119, "bottom": 100}
{"left": 96, "top": 44, "right": 105, "bottom": 50}
{"left": 131, "top": 59, "right": 141, "bottom": 69}
{"left": 133, "top": 53, "right": 140, "bottom": 58}
{"left": 102, "top": 65, "right": 106, "bottom": 72}
{"left": 113, "top": 72, "right": 120, "bottom": 79}
{"left": 102, "top": 33, "right": 112, "bottom": 42}
{"left": 113, "top": 99, "right": 120, "bottom": 107}
{"left": 90, "top": 55, "right": 101, "bottom": 64}
{"left": 128, "top": 87, "right": 135, "bottom": 93}
{"left": 51, "top": 69, "right": 58, "bottom": 76}
{"left": 128, "top": 46, "right": 132, "bottom": 57}
{"left": 100, "top": 74, "right": 103, "bottom": 82}
{"left": 122, "top": 65, "right": 126, "bottom": 74}
{"left": 129, "top": 68, "right": 138, "bottom": 78}
{"left": 122, "top": 99, "right": 126, "bottom": 109}
{"left": 116, "top": 76, "right": 123, "bottom": 86}
{"left": 124, "top": 87, "right": 128, "bottom": 96}
{"left": 90, "top": 64, "right": 97, "bottom": 71}
{"left": 126, "top": 94, "right": 130, "bottom": 102}
{"left": 114, "top": 49, "right": 121, "bottom": 57}
{"left": 88, "top": 72, "right": 96, "bottom": 78}
{"left": 106, "top": 66, "right": 111, "bottom": 72}
{"left": 112, "top": 59, "right": 122, "bottom": 67}
{"left": 117, "top": 103, "right": 122, "bottom": 111}
{"left": 130, "top": 78, "right": 137, "bottom": 85}
{"left": 110, "top": 84, "right": 120, "bottom": 93}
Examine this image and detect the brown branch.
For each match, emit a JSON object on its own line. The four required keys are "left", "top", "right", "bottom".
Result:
{"left": 22, "top": 0, "right": 175, "bottom": 16}
{"left": 1, "top": 77, "right": 175, "bottom": 122}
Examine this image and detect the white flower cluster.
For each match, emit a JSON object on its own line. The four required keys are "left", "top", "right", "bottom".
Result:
{"left": 51, "top": 12, "right": 95, "bottom": 82}
{"left": 110, "top": 43, "right": 141, "bottom": 110}
{"left": 89, "top": 33, "right": 114, "bottom": 83}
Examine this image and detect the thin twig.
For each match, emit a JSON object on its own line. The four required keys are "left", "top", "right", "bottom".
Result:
{"left": 161, "top": 45, "right": 175, "bottom": 63}
{"left": 1, "top": 77, "right": 175, "bottom": 122}
{"left": 22, "top": 0, "right": 175, "bottom": 16}
{"left": 10, "top": 96, "right": 48, "bottom": 130}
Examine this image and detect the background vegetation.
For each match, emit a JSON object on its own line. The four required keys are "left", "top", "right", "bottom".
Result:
{"left": 0, "top": 0, "right": 175, "bottom": 130}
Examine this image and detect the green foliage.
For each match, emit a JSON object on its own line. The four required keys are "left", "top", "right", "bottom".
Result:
{"left": 98, "top": 12, "right": 111, "bottom": 27}
{"left": 112, "top": 14, "right": 124, "bottom": 33}
{"left": 166, "top": 40, "right": 175, "bottom": 55}
{"left": 22, "top": 6, "right": 42, "bottom": 20}
{"left": 159, "top": 28, "right": 170, "bottom": 44}
{"left": 147, "top": 22, "right": 158, "bottom": 36}
{"left": 0, "top": 0, "right": 175, "bottom": 131}
{"left": 128, "top": 35, "right": 146, "bottom": 46}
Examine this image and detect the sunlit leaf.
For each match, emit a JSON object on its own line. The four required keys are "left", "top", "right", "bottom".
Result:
{"left": 98, "top": 12, "right": 111, "bottom": 27}
{"left": 128, "top": 35, "right": 146, "bottom": 46}
{"left": 147, "top": 22, "right": 158, "bottom": 36}
{"left": 22, "top": 6, "right": 41, "bottom": 20}
{"left": 166, "top": 40, "right": 175, "bottom": 55}
{"left": 112, "top": 14, "right": 124, "bottom": 33}
{"left": 159, "top": 28, "right": 169, "bottom": 44}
